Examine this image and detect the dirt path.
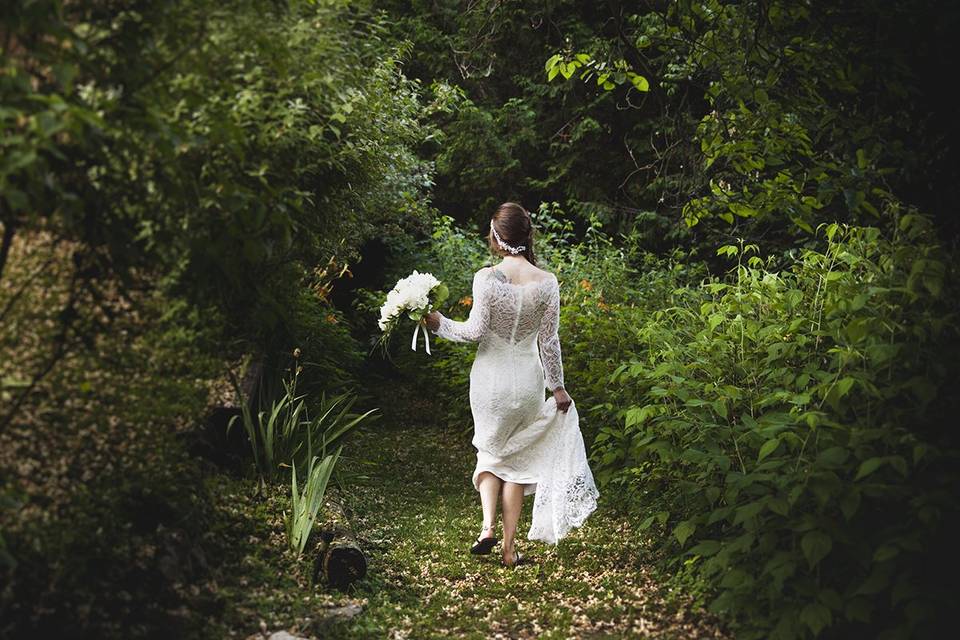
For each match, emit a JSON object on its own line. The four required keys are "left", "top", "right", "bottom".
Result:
{"left": 330, "top": 380, "right": 731, "bottom": 639}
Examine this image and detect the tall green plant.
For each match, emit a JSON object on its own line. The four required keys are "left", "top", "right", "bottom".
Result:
{"left": 229, "top": 354, "right": 379, "bottom": 485}
{"left": 286, "top": 419, "right": 342, "bottom": 556}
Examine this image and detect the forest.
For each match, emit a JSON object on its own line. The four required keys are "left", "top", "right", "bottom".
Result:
{"left": 2, "top": 1, "right": 958, "bottom": 638}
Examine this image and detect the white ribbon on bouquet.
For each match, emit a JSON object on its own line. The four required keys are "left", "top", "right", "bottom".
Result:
{"left": 411, "top": 316, "right": 431, "bottom": 355}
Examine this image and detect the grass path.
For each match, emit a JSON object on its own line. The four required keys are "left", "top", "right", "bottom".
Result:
{"left": 326, "top": 377, "right": 732, "bottom": 639}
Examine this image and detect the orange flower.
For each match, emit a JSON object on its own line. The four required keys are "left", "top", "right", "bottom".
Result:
{"left": 579, "top": 278, "right": 593, "bottom": 291}
{"left": 459, "top": 295, "right": 473, "bottom": 307}
{"left": 326, "top": 313, "right": 337, "bottom": 323}
{"left": 597, "top": 300, "right": 610, "bottom": 310}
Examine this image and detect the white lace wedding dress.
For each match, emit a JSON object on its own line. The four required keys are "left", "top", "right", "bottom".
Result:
{"left": 430, "top": 265, "right": 599, "bottom": 544}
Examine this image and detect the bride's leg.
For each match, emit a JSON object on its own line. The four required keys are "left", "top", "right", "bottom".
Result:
{"left": 477, "top": 471, "right": 502, "bottom": 539}
{"left": 500, "top": 481, "right": 524, "bottom": 561}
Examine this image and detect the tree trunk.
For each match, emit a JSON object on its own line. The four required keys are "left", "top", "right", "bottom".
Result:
{"left": 193, "top": 353, "right": 267, "bottom": 470}
{"left": 0, "top": 220, "right": 15, "bottom": 285}
{"left": 238, "top": 352, "right": 264, "bottom": 408}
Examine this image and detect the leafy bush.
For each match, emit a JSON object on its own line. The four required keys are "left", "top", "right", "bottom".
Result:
{"left": 1, "top": 0, "right": 436, "bottom": 413}
{"left": 592, "top": 214, "right": 959, "bottom": 638}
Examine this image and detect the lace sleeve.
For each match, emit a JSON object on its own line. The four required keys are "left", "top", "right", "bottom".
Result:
{"left": 430, "top": 269, "right": 489, "bottom": 343}
{"left": 538, "top": 274, "right": 565, "bottom": 392}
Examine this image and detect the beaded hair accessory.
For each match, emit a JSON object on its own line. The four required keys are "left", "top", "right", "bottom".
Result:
{"left": 490, "top": 219, "right": 527, "bottom": 255}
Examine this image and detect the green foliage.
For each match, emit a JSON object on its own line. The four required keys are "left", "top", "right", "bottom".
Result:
{"left": 545, "top": 52, "right": 649, "bottom": 93}
{"left": 354, "top": 211, "right": 494, "bottom": 426}
{"left": 277, "top": 275, "right": 368, "bottom": 394}
{"left": 390, "top": 201, "right": 705, "bottom": 431}
{"left": 287, "top": 445, "right": 341, "bottom": 557}
{"left": 537, "top": 0, "right": 955, "bottom": 250}
{"left": 592, "top": 214, "right": 959, "bottom": 638}
{"left": 1, "top": 0, "right": 435, "bottom": 353}
{"left": 5, "top": 1, "right": 956, "bottom": 637}
{"left": 229, "top": 361, "right": 379, "bottom": 485}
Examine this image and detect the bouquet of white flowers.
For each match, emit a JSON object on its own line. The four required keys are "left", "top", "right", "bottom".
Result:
{"left": 376, "top": 270, "right": 449, "bottom": 355}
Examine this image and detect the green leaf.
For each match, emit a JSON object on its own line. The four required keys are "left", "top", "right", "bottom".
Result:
{"left": 712, "top": 398, "right": 728, "bottom": 419}
{"left": 733, "top": 500, "right": 764, "bottom": 525}
{"left": 816, "top": 446, "right": 849, "bottom": 468}
{"left": 853, "top": 457, "right": 885, "bottom": 481}
{"left": 800, "top": 602, "right": 832, "bottom": 636}
{"left": 705, "top": 486, "right": 722, "bottom": 504}
{"left": 674, "top": 520, "right": 696, "bottom": 546}
{"left": 837, "top": 377, "right": 855, "bottom": 397}
{"left": 625, "top": 405, "right": 656, "bottom": 427}
{"left": 839, "top": 488, "right": 861, "bottom": 520}
{"left": 689, "top": 540, "right": 721, "bottom": 556}
{"left": 629, "top": 74, "right": 650, "bottom": 92}
{"left": 719, "top": 568, "right": 751, "bottom": 588}
{"left": 801, "top": 530, "right": 832, "bottom": 568}
{"left": 758, "top": 438, "right": 780, "bottom": 462}
{"left": 431, "top": 282, "right": 449, "bottom": 305}
{"left": 873, "top": 544, "right": 899, "bottom": 562}
{"left": 825, "top": 376, "right": 856, "bottom": 409}
{"left": 888, "top": 455, "right": 908, "bottom": 477}
{"left": 768, "top": 496, "right": 789, "bottom": 516}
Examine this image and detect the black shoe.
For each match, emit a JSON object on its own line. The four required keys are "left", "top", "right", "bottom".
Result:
{"left": 470, "top": 525, "right": 498, "bottom": 555}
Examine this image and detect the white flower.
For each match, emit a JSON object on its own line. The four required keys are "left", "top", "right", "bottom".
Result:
{"left": 377, "top": 270, "right": 441, "bottom": 332}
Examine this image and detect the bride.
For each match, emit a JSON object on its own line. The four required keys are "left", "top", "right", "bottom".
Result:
{"left": 424, "top": 202, "right": 599, "bottom": 568}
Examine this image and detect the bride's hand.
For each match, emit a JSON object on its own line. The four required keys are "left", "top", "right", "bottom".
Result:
{"left": 553, "top": 387, "right": 572, "bottom": 413}
{"left": 423, "top": 310, "right": 441, "bottom": 332}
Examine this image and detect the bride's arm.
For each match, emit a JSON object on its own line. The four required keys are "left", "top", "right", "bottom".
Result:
{"left": 426, "top": 269, "right": 489, "bottom": 343}
{"left": 538, "top": 274, "right": 566, "bottom": 393}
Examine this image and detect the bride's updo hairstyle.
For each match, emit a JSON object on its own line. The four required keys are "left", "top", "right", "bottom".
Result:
{"left": 488, "top": 202, "right": 537, "bottom": 266}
